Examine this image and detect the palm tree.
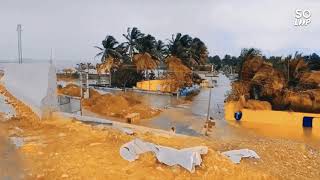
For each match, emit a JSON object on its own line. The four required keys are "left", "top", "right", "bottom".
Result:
{"left": 133, "top": 34, "right": 160, "bottom": 84}
{"left": 95, "top": 35, "right": 123, "bottom": 87}
{"left": 133, "top": 53, "right": 159, "bottom": 71}
{"left": 136, "top": 34, "right": 157, "bottom": 55}
{"left": 167, "top": 33, "right": 193, "bottom": 67}
{"left": 190, "top": 38, "right": 208, "bottom": 65}
{"left": 154, "top": 40, "right": 167, "bottom": 61}
{"left": 94, "top": 35, "right": 122, "bottom": 62}
{"left": 238, "top": 48, "right": 262, "bottom": 80}
{"left": 154, "top": 40, "right": 167, "bottom": 77}
{"left": 122, "top": 27, "right": 144, "bottom": 61}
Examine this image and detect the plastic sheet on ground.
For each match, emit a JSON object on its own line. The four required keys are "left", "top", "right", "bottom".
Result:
{"left": 120, "top": 138, "right": 208, "bottom": 172}
{"left": 222, "top": 149, "right": 260, "bottom": 164}
{"left": 121, "top": 127, "right": 134, "bottom": 135}
{"left": 2, "top": 63, "right": 58, "bottom": 117}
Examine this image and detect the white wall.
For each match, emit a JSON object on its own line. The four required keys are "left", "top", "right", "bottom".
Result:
{"left": 3, "top": 63, "right": 58, "bottom": 117}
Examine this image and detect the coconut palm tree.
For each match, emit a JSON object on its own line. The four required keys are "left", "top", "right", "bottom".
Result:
{"left": 190, "top": 38, "right": 208, "bottom": 65}
{"left": 133, "top": 34, "right": 160, "bottom": 82}
{"left": 94, "top": 35, "right": 122, "bottom": 62}
{"left": 122, "top": 27, "right": 144, "bottom": 61}
{"left": 136, "top": 34, "right": 157, "bottom": 55}
{"left": 95, "top": 35, "right": 123, "bottom": 87}
{"left": 167, "top": 33, "right": 194, "bottom": 67}
{"left": 154, "top": 40, "right": 167, "bottom": 61}
{"left": 238, "top": 48, "right": 262, "bottom": 80}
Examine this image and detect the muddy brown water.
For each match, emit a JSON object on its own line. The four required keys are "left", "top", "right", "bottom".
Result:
{"left": 59, "top": 74, "right": 320, "bottom": 148}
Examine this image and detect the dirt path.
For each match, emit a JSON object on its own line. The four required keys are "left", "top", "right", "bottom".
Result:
{"left": 0, "top": 124, "right": 24, "bottom": 179}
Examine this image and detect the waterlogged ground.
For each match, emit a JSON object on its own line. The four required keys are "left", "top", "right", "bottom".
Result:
{"left": 138, "top": 74, "right": 320, "bottom": 148}
{"left": 60, "top": 74, "right": 320, "bottom": 147}
{"left": 0, "top": 75, "right": 318, "bottom": 179}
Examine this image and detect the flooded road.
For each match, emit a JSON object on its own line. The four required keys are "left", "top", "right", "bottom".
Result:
{"left": 129, "top": 74, "right": 320, "bottom": 147}
{"left": 59, "top": 73, "right": 320, "bottom": 147}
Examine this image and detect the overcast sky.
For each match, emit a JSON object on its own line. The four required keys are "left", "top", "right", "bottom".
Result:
{"left": 0, "top": 0, "right": 319, "bottom": 62}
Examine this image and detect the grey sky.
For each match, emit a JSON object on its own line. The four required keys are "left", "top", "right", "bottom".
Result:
{"left": 0, "top": 0, "right": 319, "bottom": 62}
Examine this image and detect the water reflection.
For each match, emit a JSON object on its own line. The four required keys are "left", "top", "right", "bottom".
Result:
{"left": 59, "top": 73, "right": 320, "bottom": 147}
{"left": 141, "top": 74, "right": 233, "bottom": 137}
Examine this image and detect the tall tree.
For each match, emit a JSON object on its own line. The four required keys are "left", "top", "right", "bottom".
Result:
{"left": 133, "top": 34, "right": 160, "bottom": 81}
{"left": 238, "top": 48, "right": 261, "bottom": 79}
{"left": 306, "top": 53, "right": 320, "bottom": 70}
{"left": 208, "top": 55, "right": 221, "bottom": 70}
{"left": 154, "top": 40, "right": 167, "bottom": 62}
{"left": 94, "top": 35, "right": 122, "bottom": 62}
{"left": 122, "top": 27, "right": 144, "bottom": 61}
{"left": 168, "top": 33, "right": 193, "bottom": 67}
{"left": 190, "top": 38, "right": 209, "bottom": 65}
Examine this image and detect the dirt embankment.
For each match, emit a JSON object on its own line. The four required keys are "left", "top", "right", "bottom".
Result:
{"left": 57, "top": 84, "right": 83, "bottom": 97}
{"left": 82, "top": 89, "right": 161, "bottom": 121}
{"left": 1, "top": 84, "right": 320, "bottom": 179}
{"left": 57, "top": 85, "right": 161, "bottom": 120}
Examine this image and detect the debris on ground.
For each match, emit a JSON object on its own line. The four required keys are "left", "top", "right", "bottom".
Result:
{"left": 120, "top": 138, "right": 208, "bottom": 173}
{"left": 222, "top": 149, "right": 260, "bottom": 164}
{"left": 121, "top": 127, "right": 134, "bottom": 135}
{"left": 9, "top": 137, "right": 24, "bottom": 148}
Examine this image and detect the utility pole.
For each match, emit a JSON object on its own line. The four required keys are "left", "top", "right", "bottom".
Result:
{"left": 206, "top": 65, "right": 213, "bottom": 122}
{"left": 50, "top": 48, "right": 53, "bottom": 64}
{"left": 205, "top": 65, "right": 214, "bottom": 135}
{"left": 78, "top": 63, "right": 83, "bottom": 116}
{"left": 86, "top": 63, "right": 90, "bottom": 98}
{"left": 17, "top": 24, "right": 22, "bottom": 64}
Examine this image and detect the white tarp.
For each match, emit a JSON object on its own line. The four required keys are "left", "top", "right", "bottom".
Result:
{"left": 2, "top": 63, "right": 58, "bottom": 117}
{"left": 222, "top": 149, "right": 260, "bottom": 164}
{"left": 120, "top": 138, "right": 208, "bottom": 173}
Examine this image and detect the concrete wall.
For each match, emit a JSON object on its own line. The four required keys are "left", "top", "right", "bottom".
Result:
{"left": 136, "top": 79, "right": 176, "bottom": 92}
{"left": 225, "top": 101, "right": 320, "bottom": 130}
{"left": 3, "top": 63, "right": 58, "bottom": 117}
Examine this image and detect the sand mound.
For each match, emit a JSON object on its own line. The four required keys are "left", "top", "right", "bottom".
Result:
{"left": 82, "top": 89, "right": 161, "bottom": 120}
{"left": 57, "top": 84, "right": 83, "bottom": 97}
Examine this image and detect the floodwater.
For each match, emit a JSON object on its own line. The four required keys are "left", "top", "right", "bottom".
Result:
{"left": 59, "top": 73, "right": 320, "bottom": 147}
{"left": 140, "top": 74, "right": 249, "bottom": 140}
{"left": 126, "top": 74, "right": 320, "bottom": 147}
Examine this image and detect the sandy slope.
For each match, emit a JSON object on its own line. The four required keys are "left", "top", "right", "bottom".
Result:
{"left": 0, "top": 85, "right": 320, "bottom": 179}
